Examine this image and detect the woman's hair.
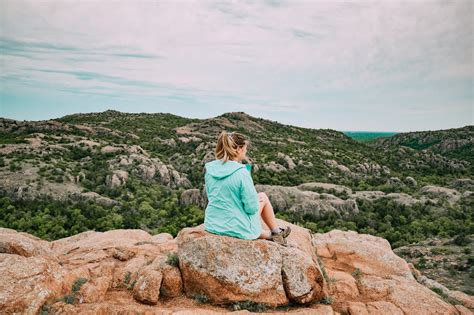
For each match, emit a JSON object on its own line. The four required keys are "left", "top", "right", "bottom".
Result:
{"left": 215, "top": 131, "right": 248, "bottom": 162}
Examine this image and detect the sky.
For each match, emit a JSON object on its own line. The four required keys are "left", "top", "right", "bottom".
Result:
{"left": 0, "top": 0, "right": 472, "bottom": 132}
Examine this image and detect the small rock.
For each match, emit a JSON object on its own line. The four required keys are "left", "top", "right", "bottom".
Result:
{"left": 132, "top": 268, "right": 163, "bottom": 305}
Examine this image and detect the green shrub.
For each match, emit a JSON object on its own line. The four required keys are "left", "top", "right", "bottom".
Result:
{"left": 72, "top": 277, "right": 88, "bottom": 293}
{"left": 316, "top": 254, "right": 329, "bottom": 283}
{"left": 351, "top": 268, "right": 362, "bottom": 279}
{"left": 453, "top": 234, "right": 471, "bottom": 246}
{"left": 124, "top": 271, "right": 131, "bottom": 287}
{"left": 194, "top": 294, "right": 209, "bottom": 304}
{"left": 430, "top": 287, "right": 461, "bottom": 305}
{"left": 53, "top": 277, "right": 88, "bottom": 305}
{"left": 166, "top": 252, "right": 179, "bottom": 267}
{"left": 229, "top": 300, "right": 268, "bottom": 312}
{"left": 317, "top": 295, "right": 333, "bottom": 305}
{"left": 416, "top": 257, "right": 427, "bottom": 270}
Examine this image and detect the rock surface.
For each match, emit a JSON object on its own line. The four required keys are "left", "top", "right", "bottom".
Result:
{"left": 312, "top": 230, "right": 463, "bottom": 314}
{"left": 0, "top": 221, "right": 471, "bottom": 314}
{"left": 176, "top": 220, "right": 326, "bottom": 306}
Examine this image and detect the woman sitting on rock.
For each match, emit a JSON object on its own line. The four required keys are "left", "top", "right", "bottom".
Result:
{"left": 203, "top": 131, "right": 291, "bottom": 246}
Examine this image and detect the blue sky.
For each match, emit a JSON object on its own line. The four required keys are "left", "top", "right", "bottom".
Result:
{"left": 0, "top": 0, "right": 472, "bottom": 132}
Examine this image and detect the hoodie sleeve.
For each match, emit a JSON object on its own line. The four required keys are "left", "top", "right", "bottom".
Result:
{"left": 239, "top": 169, "right": 260, "bottom": 215}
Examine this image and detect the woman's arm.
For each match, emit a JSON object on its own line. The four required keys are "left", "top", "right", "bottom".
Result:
{"left": 239, "top": 169, "right": 259, "bottom": 215}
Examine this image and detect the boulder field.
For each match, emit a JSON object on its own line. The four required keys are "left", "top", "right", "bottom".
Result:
{"left": 0, "top": 219, "right": 472, "bottom": 314}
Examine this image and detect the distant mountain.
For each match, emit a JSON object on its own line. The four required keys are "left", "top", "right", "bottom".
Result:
{"left": 369, "top": 125, "right": 474, "bottom": 165}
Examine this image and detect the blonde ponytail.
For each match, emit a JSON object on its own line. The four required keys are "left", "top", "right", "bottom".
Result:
{"left": 215, "top": 131, "right": 247, "bottom": 162}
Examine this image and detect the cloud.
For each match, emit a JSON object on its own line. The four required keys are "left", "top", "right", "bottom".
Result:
{"left": 0, "top": 0, "right": 472, "bottom": 131}
{"left": 0, "top": 37, "right": 163, "bottom": 59}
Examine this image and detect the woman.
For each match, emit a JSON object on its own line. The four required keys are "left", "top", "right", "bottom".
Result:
{"left": 203, "top": 131, "right": 291, "bottom": 246}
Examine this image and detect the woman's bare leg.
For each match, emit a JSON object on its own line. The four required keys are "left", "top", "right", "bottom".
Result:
{"left": 257, "top": 192, "right": 278, "bottom": 239}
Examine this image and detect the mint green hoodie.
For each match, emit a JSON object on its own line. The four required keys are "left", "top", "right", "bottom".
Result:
{"left": 204, "top": 159, "right": 261, "bottom": 240}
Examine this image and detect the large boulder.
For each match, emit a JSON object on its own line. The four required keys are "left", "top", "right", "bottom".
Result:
{"left": 0, "top": 227, "right": 54, "bottom": 258}
{"left": 180, "top": 188, "right": 207, "bottom": 209}
{"left": 312, "top": 230, "right": 461, "bottom": 314}
{"left": 176, "top": 219, "right": 326, "bottom": 307}
{"left": 313, "top": 229, "right": 414, "bottom": 279}
{"left": 277, "top": 152, "right": 296, "bottom": 170}
{"left": 50, "top": 229, "right": 179, "bottom": 294}
{"left": 105, "top": 170, "right": 129, "bottom": 188}
{"left": 0, "top": 254, "right": 64, "bottom": 313}
{"left": 0, "top": 228, "right": 64, "bottom": 314}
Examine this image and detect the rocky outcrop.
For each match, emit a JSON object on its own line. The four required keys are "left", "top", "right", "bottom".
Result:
{"left": 178, "top": 136, "right": 202, "bottom": 143}
{"left": 105, "top": 170, "right": 129, "bottom": 188}
{"left": 351, "top": 190, "right": 431, "bottom": 206}
{"left": 277, "top": 152, "right": 296, "bottom": 170}
{"left": 180, "top": 188, "right": 207, "bottom": 209}
{"left": 0, "top": 117, "right": 137, "bottom": 140}
{"left": 108, "top": 153, "right": 191, "bottom": 188}
{"left": 101, "top": 145, "right": 124, "bottom": 154}
{"left": 324, "top": 159, "right": 353, "bottom": 175}
{"left": 404, "top": 176, "right": 418, "bottom": 187}
{"left": 180, "top": 181, "right": 452, "bottom": 215}
{"left": 394, "top": 235, "right": 473, "bottom": 303}
{"left": 256, "top": 185, "right": 359, "bottom": 216}
{"left": 450, "top": 178, "right": 474, "bottom": 190}
{"left": 297, "top": 182, "right": 353, "bottom": 195}
{"left": 262, "top": 161, "right": 287, "bottom": 173}
{"left": 420, "top": 185, "right": 462, "bottom": 204}
{"left": 180, "top": 184, "right": 360, "bottom": 216}
{"left": 417, "top": 276, "right": 474, "bottom": 309}
{"left": 370, "top": 126, "right": 473, "bottom": 160}
{"left": 1, "top": 220, "right": 471, "bottom": 314}
{"left": 355, "top": 161, "right": 391, "bottom": 176}
{"left": 386, "top": 177, "right": 405, "bottom": 187}
{"left": 71, "top": 191, "right": 120, "bottom": 207}
{"left": 176, "top": 220, "right": 326, "bottom": 306}
{"left": 0, "top": 228, "right": 64, "bottom": 313}
{"left": 312, "top": 230, "right": 462, "bottom": 314}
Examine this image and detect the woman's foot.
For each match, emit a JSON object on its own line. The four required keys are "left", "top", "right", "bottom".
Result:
{"left": 271, "top": 226, "right": 291, "bottom": 238}
{"left": 270, "top": 226, "right": 291, "bottom": 246}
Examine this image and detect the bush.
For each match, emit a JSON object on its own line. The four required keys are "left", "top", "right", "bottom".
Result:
{"left": 54, "top": 277, "right": 88, "bottom": 305}
{"left": 193, "top": 294, "right": 209, "bottom": 304}
{"left": 229, "top": 301, "right": 268, "bottom": 312}
{"left": 453, "top": 234, "right": 471, "bottom": 246}
{"left": 166, "top": 252, "right": 179, "bottom": 267}
{"left": 351, "top": 268, "right": 362, "bottom": 279}
{"left": 316, "top": 295, "right": 333, "bottom": 305}
{"left": 72, "top": 277, "right": 88, "bottom": 293}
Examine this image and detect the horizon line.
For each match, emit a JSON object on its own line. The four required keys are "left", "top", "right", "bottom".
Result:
{"left": 0, "top": 109, "right": 471, "bottom": 134}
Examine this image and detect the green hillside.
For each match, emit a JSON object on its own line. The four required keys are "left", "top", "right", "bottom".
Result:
{"left": 0, "top": 110, "right": 472, "bottom": 252}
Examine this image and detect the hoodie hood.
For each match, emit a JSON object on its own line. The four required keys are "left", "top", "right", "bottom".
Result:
{"left": 205, "top": 159, "right": 245, "bottom": 179}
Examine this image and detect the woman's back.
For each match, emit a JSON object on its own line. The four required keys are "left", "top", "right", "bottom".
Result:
{"left": 204, "top": 159, "right": 261, "bottom": 240}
